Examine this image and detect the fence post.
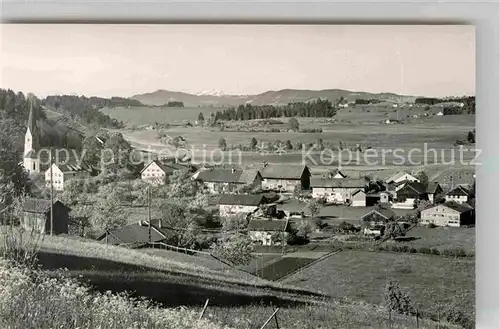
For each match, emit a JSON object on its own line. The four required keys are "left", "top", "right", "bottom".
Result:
{"left": 259, "top": 308, "right": 280, "bottom": 329}
{"left": 274, "top": 311, "right": 280, "bottom": 329}
{"left": 416, "top": 309, "right": 419, "bottom": 329}
{"left": 199, "top": 299, "right": 209, "bottom": 320}
{"left": 388, "top": 309, "right": 392, "bottom": 329}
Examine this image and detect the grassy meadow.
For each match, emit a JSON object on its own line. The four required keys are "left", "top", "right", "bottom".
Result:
{"left": 0, "top": 228, "right": 462, "bottom": 329}
{"left": 282, "top": 250, "right": 475, "bottom": 326}
{"left": 399, "top": 226, "right": 476, "bottom": 253}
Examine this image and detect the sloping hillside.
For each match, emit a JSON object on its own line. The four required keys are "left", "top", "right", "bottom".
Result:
{"left": 132, "top": 88, "right": 416, "bottom": 107}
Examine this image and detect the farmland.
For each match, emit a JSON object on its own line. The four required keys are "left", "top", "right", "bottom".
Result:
{"left": 282, "top": 250, "right": 475, "bottom": 325}
{"left": 397, "top": 226, "right": 476, "bottom": 253}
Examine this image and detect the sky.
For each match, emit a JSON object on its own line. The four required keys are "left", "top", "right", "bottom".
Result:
{"left": 0, "top": 24, "right": 475, "bottom": 98}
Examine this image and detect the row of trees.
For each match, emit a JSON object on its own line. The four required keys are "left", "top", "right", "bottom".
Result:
{"left": 43, "top": 95, "right": 125, "bottom": 128}
{"left": 211, "top": 99, "right": 338, "bottom": 121}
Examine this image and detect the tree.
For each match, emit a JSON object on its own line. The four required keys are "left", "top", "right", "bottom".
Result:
{"left": 384, "top": 281, "right": 415, "bottom": 315}
{"left": 416, "top": 170, "right": 429, "bottom": 186}
{"left": 285, "top": 140, "right": 293, "bottom": 150}
{"left": 304, "top": 199, "right": 321, "bottom": 219}
{"left": 467, "top": 130, "right": 475, "bottom": 143}
{"left": 222, "top": 213, "right": 249, "bottom": 231}
{"left": 91, "top": 194, "right": 129, "bottom": 233}
{"left": 0, "top": 131, "right": 30, "bottom": 197}
{"left": 316, "top": 138, "right": 325, "bottom": 151}
{"left": 249, "top": 137, "right": 258, "bottom": 150}
{"left": 198, "top": 112, "right": 205, "bottom": 122}
{"left": 218, "top": 138, "right": 227, "bottom": 151}
{"left": 101, "top": 132, "right": 133, "bottom": 174}
{"left": 211, "top": 234, "right": 254, "bottom": 266}
{"left": 289, "top": 117, "right": 300, "bottom": 132}
{"left": 383, "top": 221, "right": 406, "bottom": 240}
{"left": 296, "top": 219, "right": 313, "bottom": 239}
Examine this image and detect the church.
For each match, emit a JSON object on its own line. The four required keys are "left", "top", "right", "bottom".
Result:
{"left": 22, "top": 102, "right": 92, "bottom": 191}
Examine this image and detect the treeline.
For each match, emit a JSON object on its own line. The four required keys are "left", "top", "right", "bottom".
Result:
{"left": 354, "top": 99, "right": 382, "bottom": 105}
{"left": 165, "top": 101, "right": 184, "bottom": 108}
{"left": 213, "top": 98, "right": 337, "bottom": 121}
{"left": 415, "top": 96, "right": 475, "bottom": 115}
{"left": 43, "top": 95, "right": 125, "bottom": 128}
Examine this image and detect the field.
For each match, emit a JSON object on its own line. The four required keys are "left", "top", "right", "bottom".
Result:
{"left": 100, "top": 106, "right": 215, "bottom": 126}
{"left": 282, "top": 250, "right": 475, "bottom": 324}
{"left": 0, "top": 228, "right": 461, "bottom": 329}
{"left": 396, "top": 226, "right": 476, "bottom": 253}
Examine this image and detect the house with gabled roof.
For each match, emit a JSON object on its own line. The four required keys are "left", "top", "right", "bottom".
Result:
{"left": 194, "top": 167, "right": 262, "bottom": 194}
{"left": 420, "top": 202, "right": 474, "bottom": 227}
{"left": 22, "top": 198, "right": 70, "bottom": 235}
{"left": 260, "top": 164, "right": 310, "bottom": 192}
{"left": 445, "top": 185, "right": 470, "bottom": 204}
{"left": 426, "top": 182, "right": 443, "bottom": 203}
{"left": 360, "top": 204, "right": 396, "bottom": 235}
{"left": 247, "top": 218, "right": 291, "bottom": 246}
{"left": 217, "top": 194, "right": 268, "bottom": 217}
{"left": 392, "top": 181, "right": 428, "bottom": 209}
{"left": 385, "top": 172, "right": 419, "bottom": 185}
{"left": 45, "top": 160, "right": 92, "bottom": 191}
{"left": 141, "top": 159, "right": 195, "bottom": 185}
{"left": 97, "top": 221, "right": 170, "bottom": 248}
{"left": 311, "top": 177, "right": 366, "bottom": 205}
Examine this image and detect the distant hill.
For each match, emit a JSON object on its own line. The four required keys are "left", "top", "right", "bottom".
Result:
{"left": 132, "top": 88, "right": 416, "bottom": 107}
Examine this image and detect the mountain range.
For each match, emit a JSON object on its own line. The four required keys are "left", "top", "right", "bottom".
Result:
{"left": 131, "top": 89, "right": 417, "bottom": 107}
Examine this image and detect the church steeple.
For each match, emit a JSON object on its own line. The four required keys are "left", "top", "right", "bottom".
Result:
{"left": 27, "top": 100, "right": 37, "bottom": 134}
{"left": 24, "top": 99, "right": 39, "bottom": 156}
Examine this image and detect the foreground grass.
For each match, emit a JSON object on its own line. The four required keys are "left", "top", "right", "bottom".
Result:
{"left": 282, "top": 250, "right": 475, "bottom": 328}
{"left": 0, "top": 259, "right": 231, "bottom": 329}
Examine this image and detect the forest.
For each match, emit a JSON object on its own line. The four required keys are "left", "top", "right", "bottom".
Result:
{"left": 43, "top": 95, "right": 128, "bottom": 128}
{"left": 212, "top": 98, "right": 337, "bottom": 121}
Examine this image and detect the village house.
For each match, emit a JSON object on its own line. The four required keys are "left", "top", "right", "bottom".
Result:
{"left": 392, "top": 181, "right": 428, "bottom": 209}
{"left": 311, "top": 178, "right": 366, "bottom": 205}
{"left": 420, "top": 202, "right": 474, "bottom": 227}
{"left": 217, "top": 194, "right": 268, "bottom": 217}
{"left": 385, "top": 172, "right": 420, "bottom": 186}
{"left": 98, "top": 221, "right": 170, "bottom": 247}
{"left": 141, "top": 159, "right": 195, "bottom": 185}
{"left": 260, "top": 164, "right": 310, "bottom": 192}
{"left": 324, "top": 169, "right": 348, "bottom": 179}
{"left": 426, "top": 182, "right": 443, "bottom": 203}
{"left": 193, "top": 168, "right": 262, "bottom": 193}
{"left": 45, "top": 161, "right": 92, "bottom": 191}
{"left": 360, "top": 204, "right": 396, "bottom": 236}
{"left": 445, "top": 185, "right": 471, "bottom": 204}
{"left": 21, "top": 198, "right": 70, "bottom": 235}
{"left": 247, "top": 218, "right": 290, "bottom": 246}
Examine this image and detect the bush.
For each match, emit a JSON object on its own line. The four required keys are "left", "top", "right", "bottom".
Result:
{"left": 430, "top": 248, "right": 441, "bottom": 255}
{"left": 384, "top": 281, "right": 415, "bottom": 316}
{"left": 418, "top": 247, "right": 432, "bottom": 255}
{"left": 428, "top": 223, "right": 437, "bottom": 228}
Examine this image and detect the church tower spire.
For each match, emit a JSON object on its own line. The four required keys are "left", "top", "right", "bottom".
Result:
{"left": 25, "top": 99, "right": 39, "bottom": 155}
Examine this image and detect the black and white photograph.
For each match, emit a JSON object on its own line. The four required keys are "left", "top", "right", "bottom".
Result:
{"left": 0, "top": 24, "right": 475, "bottom": 329}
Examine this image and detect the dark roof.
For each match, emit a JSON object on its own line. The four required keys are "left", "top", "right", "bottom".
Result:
{"left": 27, "top": 101, "right": 39, "bottom": 137}
{"left": 218, "top": 194, "right": 266, "bottom": 206}
{"left": 196, "top": 168, "right": 257, "bottom": 184}
{"left": 426, "top": 182, "right": 442, "bottom": 194}
{"left": 53, "top": 160, "right": 91, "bottom": 173}
{"left": 446, "top": 185, "right": 470, "bottom": 196}
{"left": 98, "top": 222, "right": 167, "bottom": 245}
{"left": 141, "top": 159, "right": 192, "bottom": 175}
{"left": 397, "top": 182, "right": 428, "bottom": 195}
{"left": 260, "top": 164, "right": 308, "bottom": 180}
{"left": 352, "top": 189, "right": 366, "bottom": 196}
{"left": 361, "top": 205, "right": 396, "bottom": 221}
{"left": 248, "top": 219, "right": 288, "bottom": 232}
{"left": 311, "top": 178, "right": 366, "bottom": 188}
{"left": 23, "top": 198, "right": 70, "bottom": 214}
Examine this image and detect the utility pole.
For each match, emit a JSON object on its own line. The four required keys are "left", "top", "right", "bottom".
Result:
{"left": 148, "top": 185, "right": 152, "bottom": 244}
{"left": 50, "top": 149, "right": 54, "bottom": 236}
